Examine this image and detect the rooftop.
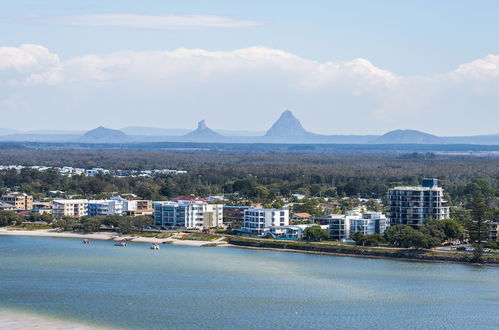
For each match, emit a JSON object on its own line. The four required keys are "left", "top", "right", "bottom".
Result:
{"left": 389, "top": 186, "right": 444, "bottom": 191}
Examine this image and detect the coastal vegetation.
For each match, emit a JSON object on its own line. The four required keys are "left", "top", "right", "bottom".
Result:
{"left": 227, "top": 236, "right": 499, "bottom": 265}
{"left": 0, "top": 151, "right": 497, "bottom": 205}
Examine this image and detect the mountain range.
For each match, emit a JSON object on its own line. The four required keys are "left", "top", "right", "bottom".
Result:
{"left": 0, "top": 110, "right": 498, "bottom": 145}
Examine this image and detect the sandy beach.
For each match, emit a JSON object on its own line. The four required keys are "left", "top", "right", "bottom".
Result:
{"left": 0, "top": 309, "right": 102, "bottom": 330}
{"left": 0, "top": 228, "right": 227, "bottom": 247}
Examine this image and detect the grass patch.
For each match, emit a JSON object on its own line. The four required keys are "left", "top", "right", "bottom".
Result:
{"left": 6, "top": 223, "right": 52, "bottom": 231}
{"left": 178, "top": 233, "right": 221, "bottom": 241}
{"left": 137, "top": 232, "right": 174, "bottom": 239}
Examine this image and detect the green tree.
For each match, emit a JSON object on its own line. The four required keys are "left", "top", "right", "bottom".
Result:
{"left": 52, "top": 217, "right": 78, "bottom": 231}
{"left": 469, "top": 193, "right": 490, "bottom": 261}
{"left": 385, "top": 225, "right": 440, "bottom": 249}
{"left": 352, "top": 232, "right": 384, "bottom": 246}
{"left": 80, "top": 217, "right": 103, "bottom": 233}
{"left": 0, "top": 211, "right": 22, "bottom": 227}
{"left": 293, "top": 199, "right": 322, "bottom": 217}
{"left": 303, "top": 225, "right": 329, "bottom": 242}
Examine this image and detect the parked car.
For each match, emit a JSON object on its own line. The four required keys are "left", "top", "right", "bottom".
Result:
{"left": 483, "top": 248, "right": 491, "bottom": 253}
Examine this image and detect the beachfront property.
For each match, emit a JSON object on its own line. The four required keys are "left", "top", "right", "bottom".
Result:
{"left": 223, "top": 206, "right": 249, "bottom": 226}
{"left": 87, "top": 199, "right": 124, "bottom": 217}
{"left": 387, "top": 178, "right": 450, "bottom": 227}
{"left": 32, "top": 202, "right": 52, "bottom": 215}
{"left": 111, "top": 196, "right": 153, "bottom": 216}
{"left": 268, "top": 224, "right": 328, "bottom": 239}
{"left": 51, "top": 199, "right": 88, "bottom": 218}
{"left": 153, "top": 200, "right": 223, "bottom": 228}
{"left": 239, "top": 207, "right": 290, "bottom": 237}
{"left": 322, "top": 211, "right": 389, "bottom": 241}
{"left": 1, "top": 192, "right": 33, "bottom": 210}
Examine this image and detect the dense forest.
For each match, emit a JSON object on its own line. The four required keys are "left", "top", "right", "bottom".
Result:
{"left": 0, "top": 150, "right": 497, "bottom": 207}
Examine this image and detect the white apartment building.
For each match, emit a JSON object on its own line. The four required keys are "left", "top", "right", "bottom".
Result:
{"left": 240, "top": 207, "right": 289, "bottom": 237}
{"left": 325, "top": 211, "right": 389, "bottom": 241}
{"left": 153, "top": 201, "right": 223, "bottom": 228}
{"left": 387, "top": 178, "right": 449, "bottom": 227}
{"left": 87, "top": 199, "right": 124, "bottom": 217}
{"left": 268, "top": 224, "right": 328, "bottom": 240}
{"left": 51, "top": 199, "right": 88, "bottom": 218}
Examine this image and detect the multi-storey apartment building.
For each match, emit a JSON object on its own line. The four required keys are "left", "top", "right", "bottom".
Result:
{"left": 51, "top": 199, "right": 88, "bottom": 218}
{"left": 325, "top": 211, "right": 389, "bottom": 241}
{"left": 87, "top": 200, "right": 124, "bottom": 217}
{"left": 153, "top": 201, "right": 223, "bottom": 228}
{"left": 1, "top": 192, "right": 33, "bottom": 210}
{"left": 110, "top": 196, "right": 153, "bottom": 216}
{"left": 240, "top": 207, "right": 289, "bottom": 237}
{"left": 223, "top": 206, "right": 249, "bottom": 226}
{"left": 387, "top": 178, "right": 449, "bottom": 227}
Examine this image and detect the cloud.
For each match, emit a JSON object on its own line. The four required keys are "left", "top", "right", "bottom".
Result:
{"left": 1, "top": 44, "right": 499, "bottom": 135}
{"left": 0, "top": 44, "right": 59, "bottom": 72}
{"left": 9, "top": 46, "right": 397, "bottom": 91}
{"left": 48, "top": 13, "right": 260, "bottom": 29}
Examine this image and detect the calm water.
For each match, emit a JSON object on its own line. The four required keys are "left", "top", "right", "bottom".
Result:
{"left": 0, "top": 236, "right": 498, "bottom": 329}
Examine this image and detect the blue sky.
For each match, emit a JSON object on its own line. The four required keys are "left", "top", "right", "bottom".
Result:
{"left": 1, "top": 0, "right": 499, "bottom": 135}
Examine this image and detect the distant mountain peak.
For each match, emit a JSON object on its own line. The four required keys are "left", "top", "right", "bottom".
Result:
{"left": 80, "top": 126, "right": 131, "bottom": 143}
{"left": 197, "top": 120, "right": 207, "bottom": 130}
{"left": 372, "top": 129, "right": 445, "bottom": 144}
{"left": 265, "top": 110, "right": 313, "bottom": 137}
{"left": 183, "top": 120, "right": 223, "bottom": 140}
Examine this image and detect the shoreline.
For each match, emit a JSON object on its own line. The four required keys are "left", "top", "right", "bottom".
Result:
{"left": 1, "top": 228, "right": 497, "bottom": 266}
{"left": 226, "top": 244, "right": 499, "bottom": 267}
{"left": 0, "top": 228, "right": 226, "bottom": 247}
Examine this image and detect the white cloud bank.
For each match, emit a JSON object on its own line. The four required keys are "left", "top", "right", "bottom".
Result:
{"left": 48, "top": 14, "right": 260, "bottom": 29}
{"left": 1, "top": 44, "right": 499, "bottom": 135}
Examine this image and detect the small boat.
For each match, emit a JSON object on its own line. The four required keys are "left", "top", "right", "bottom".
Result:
{"left": 150, "top": 243, "right": 160, "bottom": 250}
{"left": 114, "top": 239, "right": 127, "bottom": 247}
{"left": 83, "top": 239, "right": 90, "bottom": 244}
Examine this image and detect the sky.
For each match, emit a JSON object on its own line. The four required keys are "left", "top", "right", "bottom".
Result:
{"left": 2, "top": 0, "right": 499, "bottom": 135}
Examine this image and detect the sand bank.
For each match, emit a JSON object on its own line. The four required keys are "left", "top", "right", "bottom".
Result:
{"left": 0, "top": 228, "right": 225, "bottom": 247}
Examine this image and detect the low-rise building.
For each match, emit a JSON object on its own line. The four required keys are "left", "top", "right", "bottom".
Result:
{"left": 1, "top": 192, "right": 33, "bottom": 210}
{"left": 240, "top": 207, "right": 289, "bottom": 237}
{"left": 87, "top": 200, "right": 124, "bottom": 217}
{"left": 223, "top": 206, "right": 249, "bottom": 226}
{"left": 153, "top": 201, "right": 223, "bottom": 228}
{"left": 268, "top": 224, "right": 328, "bottom": 240}
{"left": 51, "top": 199, "right": 88, "bottom": 218}
{"left": 32, "top": 202, "right": 52, "bottom": 215}
{"left": 111, "top": 196, "right": 153, "bottom": 216}
{"left": 323, "top": 211, "right": 389, "bottom": 241}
